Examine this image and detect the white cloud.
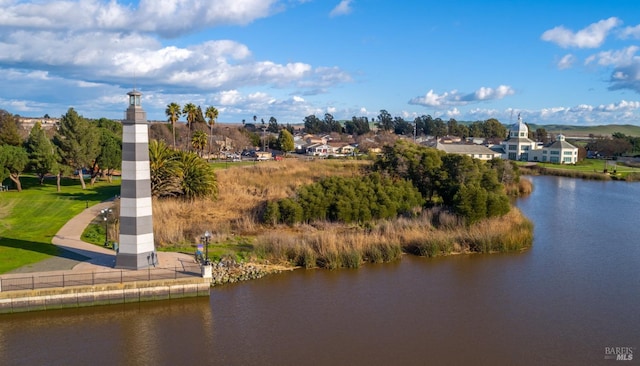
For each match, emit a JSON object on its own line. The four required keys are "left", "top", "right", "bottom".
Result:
{"left": 557, "top": 54, "right": 576, "bottom": 69}
{"left": 473, "top": 85, "right": 514, "bottom": 100}
{"left": 329, "top": 0, "right": 353, "bottom": 17}
{"left": 620, "top": 24, "right": 640, "bottom": 39}
{"left": 0, "top": 28, "right": 349, "bottom": 94}
{"left": 408, "top": 85, "right": 514, "bottom": 107}
{"left": 446, "top": 108, "right": 461, "bottom": 118}
{"left": 541, "top": 17, "right": 621, "bottom": 48}
{"left": 216, "top": 90, "right": 244, "bottom": 105}
{"left": 585, "top": 46, "right": 639, "bottom": 68}
{"left": 596, "top": 100, "right": 640, "bottom": 111}
{"left": 0, "top": 0, "right": 279, "bottom": 37}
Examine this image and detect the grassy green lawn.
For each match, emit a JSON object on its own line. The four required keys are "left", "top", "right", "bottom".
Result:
{"left": 536, "top": 159, "right": 640, "bottom": 176}
{"left": 517, "top": 158, "right": 640, "bottom": 180}
{"left": 0, "top": 175, "right": 120, "bottom": 274}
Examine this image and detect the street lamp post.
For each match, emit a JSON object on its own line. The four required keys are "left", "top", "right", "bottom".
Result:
{"left": 101, "top": 208, "right": 112, "bottom": 247}
{"left": 201, "top": 230, "right": 211, "bottom": 264}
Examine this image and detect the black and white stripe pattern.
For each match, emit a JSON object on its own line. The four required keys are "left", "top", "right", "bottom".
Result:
{"left": 116, "top": 90, "right": 156, "bottom": 269}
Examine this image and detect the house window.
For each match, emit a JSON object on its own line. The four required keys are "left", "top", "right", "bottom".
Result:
{"left": 564, "top": 151, "right": 573, "bottom": 155}
{"left": 508, "top": 152, "right": 517, "bottom": 160}
{"left": 508, "top": 145, "right": 517, "bottom": 151}
{"left": 550, "top": 150, "right": 559, "bottom": 155}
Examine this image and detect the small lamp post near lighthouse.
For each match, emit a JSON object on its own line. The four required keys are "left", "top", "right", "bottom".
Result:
{"left": 101, "top": 208, "right": 112, "bottom": 247}
{"left": 201, "top": 231, "right": 213, "bottom": 278}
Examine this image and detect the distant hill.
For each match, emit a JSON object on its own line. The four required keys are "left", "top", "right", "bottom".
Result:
{"left": 524, "top": 124, "right": 640, "bottom": 138}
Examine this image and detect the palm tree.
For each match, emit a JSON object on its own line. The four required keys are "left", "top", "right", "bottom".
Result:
{"left": 182, "top": 103, "right": 198, "bottom": 150}
{"left": 165, "top": 102, "right": 181, "bottom": 149}
{"left": 149, "top": 140, "right": 181, "bottom": 197}
{"left": 192, "top": 130, "right": 208, "bottom": 157}
{"left": 205, "top": 106, "right": 219, "bottom": 159}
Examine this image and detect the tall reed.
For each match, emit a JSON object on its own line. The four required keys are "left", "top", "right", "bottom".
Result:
{"left": 153, "top": 159, "right": 534, "bottom": 267}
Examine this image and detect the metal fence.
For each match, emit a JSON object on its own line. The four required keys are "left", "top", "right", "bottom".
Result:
{"left": 0, "top": 265, "right": 201, "bottom": 292}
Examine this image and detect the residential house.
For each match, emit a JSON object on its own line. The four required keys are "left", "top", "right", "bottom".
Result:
{"left": 435, "top": 142, "right": 502, "bottom": 161}
{"left": 306, "top": 143, "right": 333, "bottom": 156}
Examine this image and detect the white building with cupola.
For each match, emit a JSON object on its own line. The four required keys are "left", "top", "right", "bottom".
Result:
{"left": 501, "top": 114, "right": 578, "bottom": 164}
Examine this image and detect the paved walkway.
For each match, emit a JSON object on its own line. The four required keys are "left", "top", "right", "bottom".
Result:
{"left": 1, "top": 202, "right": 198, "bottom": 279}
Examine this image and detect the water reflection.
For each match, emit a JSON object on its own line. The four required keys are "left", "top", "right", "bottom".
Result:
{"left": 1, "top": 176, "right": 639, "bottom": 365}
{"left": 0, "top": 298, "right": 213, "bottom": 366}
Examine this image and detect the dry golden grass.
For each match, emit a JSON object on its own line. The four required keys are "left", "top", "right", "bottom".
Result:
{"left": 505, "top": 178, "right": 533, "bottom": 196}
{"left": 253, "top": 206, "right": 532, "bottom": 267}
{"left": 152, "top": 159, "right": 370, "bottom": 245}
{"left": 151, "top": 158, "right": 533, "bottom": 268}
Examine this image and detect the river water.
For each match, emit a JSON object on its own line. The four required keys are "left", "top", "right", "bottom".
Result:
{"left": 1, "top": 176, "right": 639, "bottom": 365}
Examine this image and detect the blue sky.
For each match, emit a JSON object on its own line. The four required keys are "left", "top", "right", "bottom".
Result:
{"left": 1, "top": 0, "right": 640, "bottom": 126}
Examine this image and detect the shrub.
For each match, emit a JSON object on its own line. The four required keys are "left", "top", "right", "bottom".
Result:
{"left": 263, "top": 201, "right": 280, "bottom": 226}
{"left": 279, "top": 198, "right": 303, "bottom": 225}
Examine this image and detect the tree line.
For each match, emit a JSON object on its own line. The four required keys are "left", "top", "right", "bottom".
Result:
{"left": 0, "top": 108, "right": 122, "bottom": 192}
{"left": 263, "top": 139, "right": 515, "bottom": 226}
{"left": 0, "top": 108, "right": 218, "bottom": 198}
{"left": 301, "top": 109, "right": 508, "bottom": 141}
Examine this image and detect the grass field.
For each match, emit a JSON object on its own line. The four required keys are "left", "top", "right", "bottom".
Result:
{"left": 0, "top": 176, "right": 120, "bottom": 273}
{"left": 533, "top": 159, "right": 640, "bottom": 177}
{"left": 526, "top": 124, "right": 640, "bottom": 137}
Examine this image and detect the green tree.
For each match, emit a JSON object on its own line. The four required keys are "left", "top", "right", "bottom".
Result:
{"left": 0, "top": 144, "right": 29, "bottom": 191}
{"left": 453, "top": 184, "right": 488, "bottom": 225}
{"left": 191, "top": 130, "right": 208, "bottom": 156}
{"left": 431, "top": 118, "right": 447, "bottom": 138}
{"left": 165, "top": 102, "right": 182, "bottom": 149}
{"left": 483, "top": 118, "right": 507, "bottom": 139}
{"left": 149, "top": 140, "right": 217, "bottom": 199}
{"left": 346, "top": 116, "right": 370, "bottom": 135}
{"left": 376, "top": 110, "right": 394, "bottom": 131}
{"left": 205, "top": 106, "right": 219, "bottom": 158}
{"left": 53, "top": 108, "right": 100, "bottom": 190}
{"left": 268, "top": 116, "right": 279, "bottom": 133}
{"left": 195, "top": 105, "right": 206, "bottom": 125}
{"left": 182, "top": 103, "right": 198, "bottom": 150}
{"left": 278, "top": 129, "right": 294, "bottom": 156}
{"left": 25, "top": 121, "right": 59, "bottom": 184}
{"left": 393, "top": 117, "right": 413, "bottom": 136}
{"left": 149, "top": 140, "right": 182, "bottom": 197}
{"left": 373, "top": 140, "right": 444, "bottom": 203}
{"left": 177, "top": 150, "right": 218, "bottom": 199}
{"left": 278, "top": 198, "right": 303, "bottom": 225}
{"left": 304, "top": 115, "right": 323, "bottom": 134}
{"left": 263, "top": 201, "right": 281, "bottom": 226}
{"left": 323, "top": 113, "right": 342, "bottom": 133}
{"left": 535, "top": 128, "right": 549, "bottom": 143}
{"left": 468, "top": 121, "right": 484, "bottom": 137}
{"left": 92, "top": 129, "right": 121, "bottom": 184}
{"left": 0, "top": 110, "right": 22, "bottom": 146}
{"left": 95, "top": 117, "right": 122, "bottom": 135}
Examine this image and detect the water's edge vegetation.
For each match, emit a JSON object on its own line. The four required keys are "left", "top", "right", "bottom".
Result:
{"left": 143, "top": 141, "right": 536, "bottom": 271}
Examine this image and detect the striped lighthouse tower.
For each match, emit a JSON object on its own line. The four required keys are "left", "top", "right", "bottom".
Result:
{"left": 116, "top": 90, "right": 156, "bottom": 269}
